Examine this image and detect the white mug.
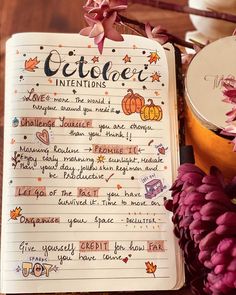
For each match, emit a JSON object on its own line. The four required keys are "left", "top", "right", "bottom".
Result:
{"left": 188, "top": 0, "right": 236, "bottom": 40}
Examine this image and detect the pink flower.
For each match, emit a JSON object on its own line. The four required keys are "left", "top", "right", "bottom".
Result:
{"left": 221, "top": 125, "right": 236, "bottom": 152}
{"left": 145, "top": 23, "right": 169, "bottom": 45}
{"left": 80, "top": 11, "right": 123, "bottom": 54}
{"left": 226, "top": 106, "right": 236, "bottom": 123}
{"left": 84, "top": 0, "right": 128, "bottom": 17}
{"left": 232, "top": 137, "right": 236, "bottom": 152}
{"left": 222, "top": 78, "right": 236, "bottom": 104}
{"left": 80, "top": 0, "right": 127, "bottom": 53}
{"left": 221, "top": 78, "right": 236, "bottom": 152}
{"left": 221, "top": 125, "right": 236, "bottom": 136}
{"left": 181, "top": 44, "right": 202, "bottom": 74}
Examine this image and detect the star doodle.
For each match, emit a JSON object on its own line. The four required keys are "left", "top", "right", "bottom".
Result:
{"left": 91, "top": 56, "right": 99, "bottom": 63}
{"left": 123, "top": 54, "right": 131, "bottom": 63}
{"left": 151, "top": 72, "right": 161, "bottom": 82}
{"left": 148, "top": 51, "right": 160, "bottom": 64}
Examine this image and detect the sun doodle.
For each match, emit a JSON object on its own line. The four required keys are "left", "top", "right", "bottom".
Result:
{"left": 97, "top": 155, "right": 106, "bottom": 163}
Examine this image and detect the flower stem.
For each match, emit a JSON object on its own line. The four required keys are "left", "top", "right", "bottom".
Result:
{"left": 119, "top": 14, "right": 195, "bottom": 49}
{"left": 118, "top": 20, "right": 145, "bottom": 37}
{"left": 119, "top": 15, "right": 145, "bottom": 30}
{"left": 130, "top": 0, "right": 236, "bottom": 23}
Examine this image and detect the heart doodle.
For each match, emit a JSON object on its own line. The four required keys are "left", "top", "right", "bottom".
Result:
{"left": 36, "top": 129, "right": 50, "bottom": 145}
{"left": 117, "top": 184, "right": 122, "bottom": 190}
{"left": 158, "top": 146, "right": 165, "bottom": 155}
{"left": 122, "top": 257, "right": 128, "bottom": 263}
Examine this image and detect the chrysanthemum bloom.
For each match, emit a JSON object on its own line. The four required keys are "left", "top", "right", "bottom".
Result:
{"left": 165, "top": 163, "right": 236, "bottom": 295}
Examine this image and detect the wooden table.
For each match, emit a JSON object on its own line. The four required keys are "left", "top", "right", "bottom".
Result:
{"left": 0, "top": 1, "right": 194, "bottom": 294}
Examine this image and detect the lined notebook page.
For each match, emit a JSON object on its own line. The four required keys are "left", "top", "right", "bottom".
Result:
{"left": 1, "top": 33, "right": 182, "bottom": 293}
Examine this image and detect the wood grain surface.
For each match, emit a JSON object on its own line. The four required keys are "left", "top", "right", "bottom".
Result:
{"left": 0, "top": 1, "right": 194, "bottom": 294}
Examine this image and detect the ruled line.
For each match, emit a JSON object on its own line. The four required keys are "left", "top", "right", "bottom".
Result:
{"left": 12, "top": 92, "right": 162, "bottom": 97}
{"left": 7, "top": 239, "right": 167, "bottom": 243}
{"left": 13, "top": 65, "right": 162, "bottom": 70}
{"left": 11, "top": 44, "right": 161, "bottom": 51}
{"left": 6, "top": 221, "right": 166, "bottom": 225}
{"left": 6, "top": 248, "right": 168, "bottom": 253}
{"left": 15, "top": 84, "right": 162, "bottom": 90}
{"left": 4, "top": 267, "right": 169, "bottom": 271}
{"left": 4, "top": 276, "right": 170, "bottom": 281}
{"left": 6, "top": 205, "right": 163, "bottom": 208}
{"left": 6, "top": 231, "right": 167, "bottom": 234}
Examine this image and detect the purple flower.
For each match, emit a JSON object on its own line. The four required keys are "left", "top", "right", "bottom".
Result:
{"left": 165, "top": 163, "right": 236, "bottom": 295}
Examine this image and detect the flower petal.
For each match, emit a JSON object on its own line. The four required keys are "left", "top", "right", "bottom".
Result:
{"left": 105, "top": 27, "right": 123, "bottom": 41}
{"left": 97, "top": 38, "right": 105, "bottom": 54}
{"left": 89, "top": 22, "right": 104, "bottom": 38}
{"left": 145, "top": 23, "right": 153, "bottom": 39}
{"left": 84, "top": 14, "right": 98, "bottom": 26}
{"left": 103, "top": 11, "right": 117, "bottom": 28}
{"left": 94, "top": 32, "right": 105, "bottom": 45}
{"left": 79, "top": 26, "right": 93, "bottom": 36}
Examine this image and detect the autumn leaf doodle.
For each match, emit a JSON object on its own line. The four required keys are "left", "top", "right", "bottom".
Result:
{"left": 24, "top": 57, "right": 40, "bottom": 72}
{"left": 145, "top": 261, "right": 157, "bottom": 277}
{"left": 10, "top": 207, "right": 22, "bottom": 221}
{"left": 148, "top": 51, "right": 160, "bottom": 64}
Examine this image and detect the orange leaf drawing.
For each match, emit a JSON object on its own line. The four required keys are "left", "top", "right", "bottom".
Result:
{"left": 145, "top": 261, "right": 157, "bottom": 277}
{"left": 10, "top": 207, "right": 22, "bottom": 220}
{"left": 148, "top": 51, "right": 160, "bottom": 64}
{"left": 24, "top": 57, "right": 40, "bottom": 72}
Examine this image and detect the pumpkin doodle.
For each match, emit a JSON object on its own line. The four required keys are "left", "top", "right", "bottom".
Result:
{"left": 140, "top": 99, "right": 163, "bottom": 121}
{"left": 121, "top": 89, "right": 145, "bottom": 115}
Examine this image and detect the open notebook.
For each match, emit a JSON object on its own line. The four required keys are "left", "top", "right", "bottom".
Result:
{"left": 1, "top": 33, "right": 184, "bottom": 293}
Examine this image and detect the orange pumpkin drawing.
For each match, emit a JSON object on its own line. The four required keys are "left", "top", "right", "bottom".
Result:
{"left": 140, "top": 99, "right": 163, "bottom": 121}
{"left": 122, "top": 89, "right": 145, "bottom": 115}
